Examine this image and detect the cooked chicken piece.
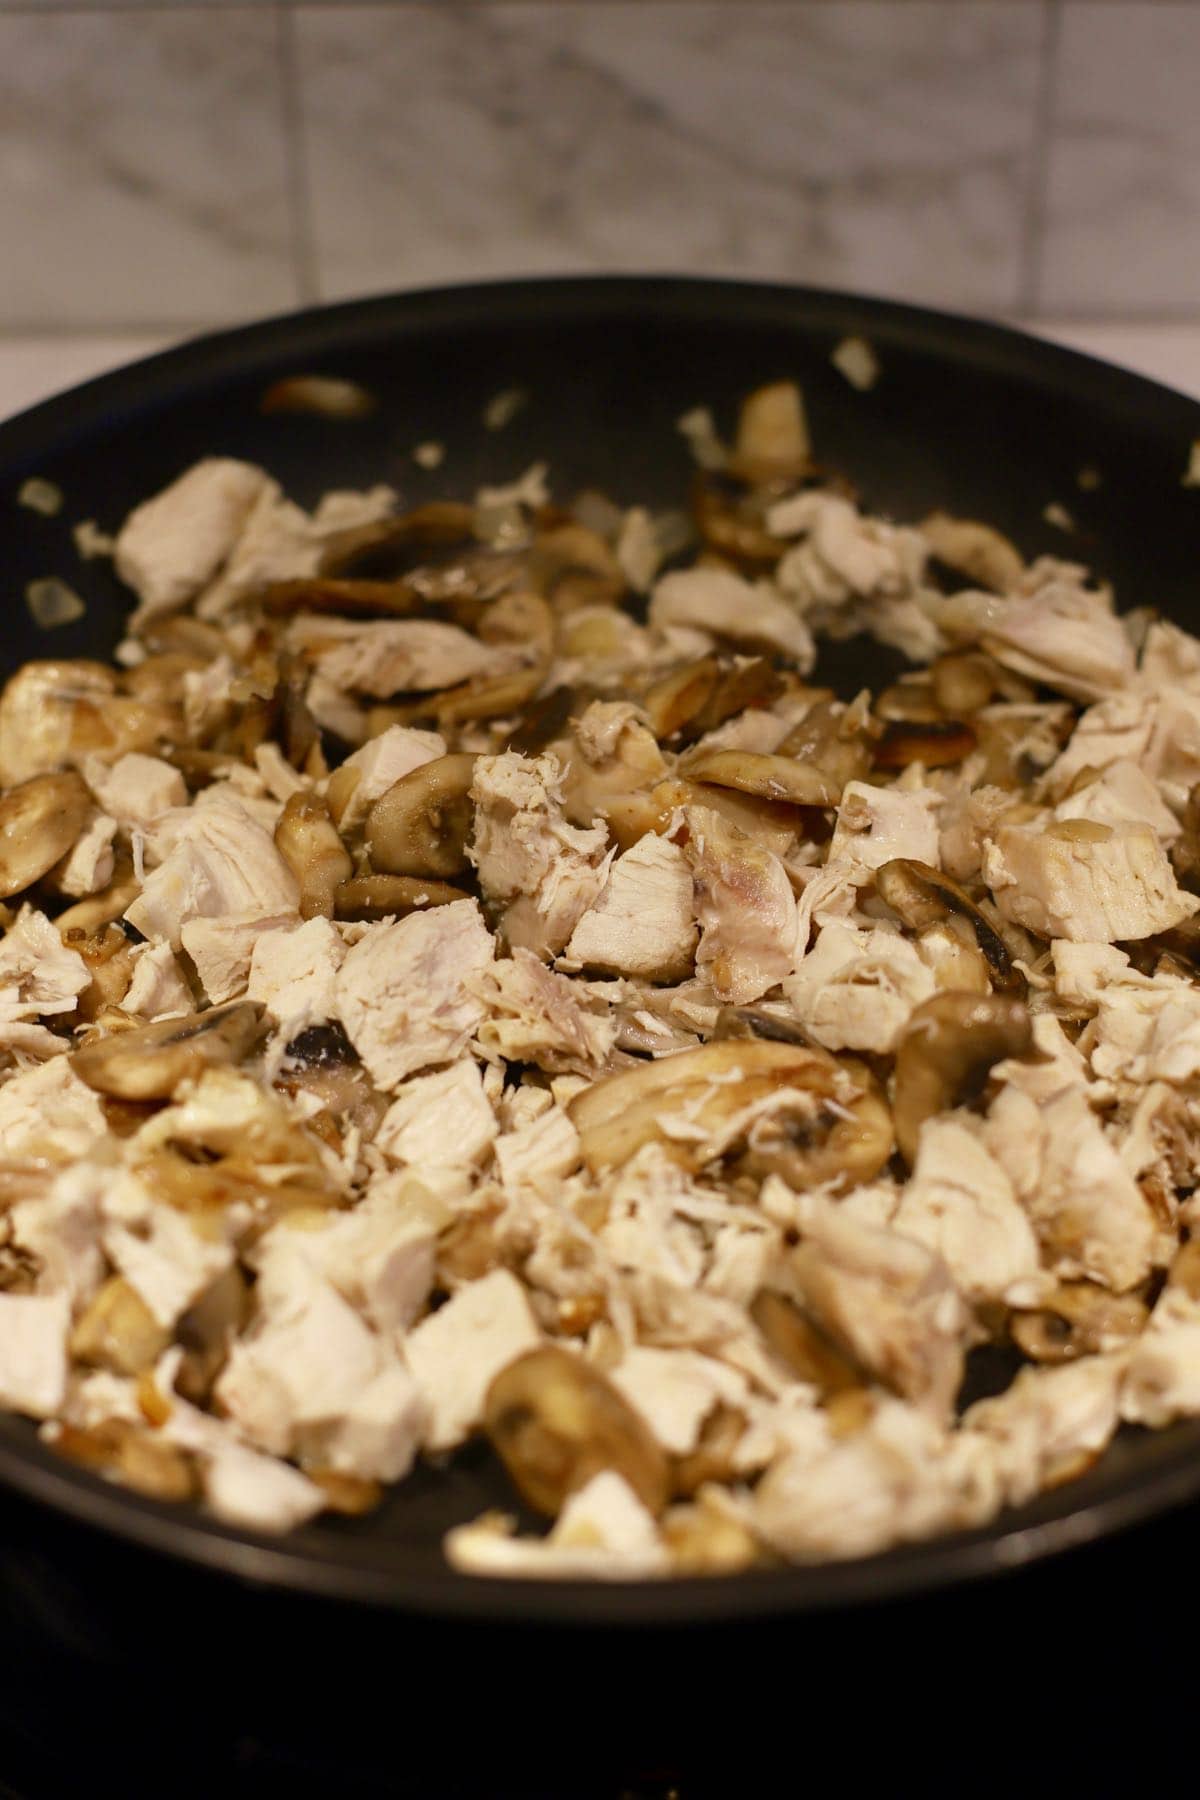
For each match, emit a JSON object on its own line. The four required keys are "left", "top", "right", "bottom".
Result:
{"left": 125, "top": 797, "right": 300, "bottom": 948}
{"left": 771, "top": 493, "right": 927, "bottom": 608}
{"left": 246, "top": 916, "right": 346, "bottom": 1031}
{"left": 560, "top": 702, "right": 667, "bottom": 835}
{"left": 325, "top": 723, "right": 447, "bottom": 833}
{"left": 275, "top": 1185, "right": 435, "bottom": 1336}
{"left": 375, "top": 1061, "right": 496, "bottom": 1170}
{"left": 1122, "top": 1314, "right": 1200, "bottom": 1427}
{"left": 754, "top": 1399, "right": 981, "bottom": 1562}
{"left": 200, "top": 1439, "right": 327, "bottom": 1533}
{"left": 494, "top": 1106, "right": 581, "bottom": 1194}
{"left": 446, "top": 1470, "right": 668, "bottom": 1579}
{"left": 891, "top": 1115, "right": 1046, "bottom": 1307}
{"left": 334, "top": 898, "right": 494, "bottom": 1090}
{"left": 49, "top": 812, "right": 117, "bottom": 899}
{"left": 179, "top": 909, "right": 297, "bottom": 1007}
{"left": 609, "top": 1346, "right": 749, "bottom": 1456}
{"left": 99, "top": 1167, "right": 237, "bottom": 1330}
{"left": 0, "top": 1293, "right": 71, "bottom": 1418}
{"left": 566, "top": 834, "right": 697, "bottom": 984}
{"left": 0, "top": 1060, "right": 106, "bottom": 1163}
{"left": 474, "top": 949, "right": 617, "bottom": 1074}
{"left": 984, "top": 1085, "right": 1165, "bottom": 1291}
{"left": 984, "top": 819, "right": 1197, "bottom": 942}
{"left": 962, "top": 1353, "right": 1125, "bottom": 1504}
{"left": 1051, "top": 940, "right": 1146, "bottom": 1009}
{"left": 992, "top": 1011, "right": 1088, "bottom": 1106}
{"left": 598, "top": 1147, "right": 708, "bottom": 1291}
{"left": 786, "top": 1194, "right": 967, "bottom": 1419}
{"left": 10, "top": 1164, "right": 106, "bottom": 1303}
{"left": 403, "top": 1267, "right": 541, "bottom": 1453}
{"left": 1041, "top": 691, "right": 1156, "bottom": 802}
{"left": 938, "top": 782, "right": 1019, "bottom": 884}
{"left": 0, "top": 907, "right": 89, "bottom": 1022}
{"left": 114, "top": 458, "right": 273, "bottom": 619}
{"left": 289, "top": 617, "right": 521, "bottom": 700}
{"left": 82, "top": 752, "right": 187, "bottom": 830}
{"left": 649, "top": 569, "right": 814, "bottom": 668}
{"left": 828, "top": 781, "right": 941, "bottom": 879}
{"left": 195, "top": 483, "right": 395, "bottom": 623}
{"left": 470, "top": 752, "right": 609, "bottom": 957}
{"left": 123, "top": 943, "right": 194, "bottom": 1021}
{"left": 683, "top": 804, "right": 796, "bottom": 1004}
{"left": 1054, "top": 759, "right": 1180, "bottom": 845}
{"left": 1144, "top": 685, "right": 1200, "bottom": 814}
{"left": 979, "top": 563, "right": 1135, "bottom": 704}
{"left": 783, "top": 920, "right": 936, "bottom": 1054}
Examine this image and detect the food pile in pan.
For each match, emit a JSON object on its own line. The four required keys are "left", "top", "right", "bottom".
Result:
{"left": 2, "top": 375, "right": 1199, "bottom": 1578}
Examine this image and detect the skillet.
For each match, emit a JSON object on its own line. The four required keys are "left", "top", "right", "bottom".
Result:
{"left": 1, "top": 275, "right": 1199, "bottom": 1629}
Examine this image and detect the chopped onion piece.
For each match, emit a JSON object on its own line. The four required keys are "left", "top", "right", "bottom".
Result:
{"left": 676, "top": 406, "right": 728, "bottom": 471}
{"left": 17, "top": 478, "right": 63, "bottom": 517}
{"left": 413, "top": 441, "right": 445, "bottom": 470}
{"left": 1183, "top": 439, "right": 1200, "bottom": 489}
{"left": 26, "top": 577, "right": 85, "bottom": 629}
{"left": 73, "top": 519, "right": 115, "bottom": 560}
{"left": 260, "top": 375, "right": 376, "bottom": 419}
{"left": 483, "top": 388, "right": 528, "bottom": 432}
{"left": 831, "top": 336, "right": 881, "bottom": 392}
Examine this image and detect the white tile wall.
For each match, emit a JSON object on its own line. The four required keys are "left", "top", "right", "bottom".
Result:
{"left": 0, "top": 1, "right": 1194, "bottom": 332}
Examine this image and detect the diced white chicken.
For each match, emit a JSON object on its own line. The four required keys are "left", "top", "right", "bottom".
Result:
{"left": 494, "top": 1106, "right": 581, "bottom": 1194}
{"left": 125, "top": 798, "right": 300, "bottom": 948}
{"left": 179, "top": 909, "right": 295, "bottom": 1007}
{"left": 335, "top": 900, "right": 494, "bottom": 1090}
{"left": 788, "top": 1192, "right": 968, "bottom": 1419}
{"left": 375, "top": 1061, "right": 497, "bottom": 1170}
{"left": 828, "top": 781, "right": 941, "bottom": 879}
{"left": 1122, "top": 1323, "right": 1200, "bottom": 1427}
{"left": 51, "top": 811, "right": 116, "bottom": 898}
{"left": 268, "top": 1195, "right": 435, "bottom": 1337}
{"left": 446, "top": 1471, "right": 668, "bottom": 1579}
{"left": 599, "top": 1148, "right": 709, "bottom": 1291}
{"left": 194, "top": 482, "right": 397, "bottom": 623}
{"left": 403, "top": 1267, "right": 541, "bottom": 1453}
{"left": 1144, "top": 684, "right": 1200, "bottom": 813}
{"left": 253, "top": 743, "right": 308, "bottom": 804}
{"left": 114, "top": 458, "right": 273, "bottom": 618}
{"left": 0, "top": 1060, "right": 106, "bottom": 1163}
{"left": 984, "top": 1085, "right": 1164, "bottom": 1291}
{"left": 962, "top": 1354, "right": 1125, "bottom": 1505}
{"left": 470, "top": 752, "right": 609, "bottom": 957}
{"left": 615, "top": 508, "right": 661, "bottom": 595}
{"left": 983, "top": 819, "right": 1197, "bottom": 942}
{"left": 0, "top": 907, "right": 89, "bottom": 1022}
{"left": 649, "top": 568, "right": 814, "bottom": 668}
{"left": 993, "top": 1010, "right": 1088, "bottom": 1106}
{"left": 0, "top": 1292, "right": 71, "bottom": 1418}
{"left": 892, "top": 1116, "right": 1047, "bottom": 1307}
{"left": 304, "top": 674, "right": 367, "bottom": 748}
{"left": 289, "top": 617, "right": 520, "bottom": 699}
{"left": 10, "top": 1162, "right": 106, "bottom": 1304}
{"left": 981, "top": 565, "right": 1135, "bottom": 703}
{"left": 82, "top": 752, "right": 187, "bottom": 830}
{"left": 565, "top": 834, "right": 697, "bottom": 984}
{"left": 122, "top": 942, "right": 193, "bottom": 1021}
{"left": 100, "top": 1168, "right": 236, "bottom": 1330}
{"left": 754, "top": 1399, "right": 982, "bottom": 1561}
{"left": 246, "top": 916, "right": 345, "bottom": 1032}
{"left": 1092, "top": 986, "right": 1200, "bottom": 1088}
{"left": 329, "top": 724, "right": 447, "bottom": 833}
{"left": 683, "top": 804, "right": 796, "bottom": 1004}
{"left": 202, "top": 1442, "right": 327, "bottom": 1533}
{"left": 1041, "top": 691, "right": 1156, "bottom": 799}
{"left": 771, "top": 493, "right": 927, "bottom": 609}
{"left": 474, "top": 949, "right": 617, "bottom": 1073}
{"left": 610, "top": 1345, "right": 749, "bottom": 1455}
{"left": 938, "top": 782, "right": 1017, "bottom": 883}
{"left": 1054, "top": 759, "right": 1180, "bottom": 845}
{"left": 784, "top": 919, "right": 936, "bottom": 1053}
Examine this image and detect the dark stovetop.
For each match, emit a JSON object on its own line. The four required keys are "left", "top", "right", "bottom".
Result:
{"left": 0, "top": 1480, "right": 1190, "bottom": 1798}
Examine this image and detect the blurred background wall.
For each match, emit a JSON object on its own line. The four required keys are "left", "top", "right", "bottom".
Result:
{"left": 0, "top": 1, "right": 1197, "bottom": 402}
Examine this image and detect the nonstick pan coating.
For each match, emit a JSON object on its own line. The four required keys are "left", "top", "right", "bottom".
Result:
{"left": 1, "top": 276, "right": 1198, "bottom": 1625}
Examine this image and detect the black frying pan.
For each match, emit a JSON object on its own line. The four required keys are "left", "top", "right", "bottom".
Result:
{"left": 2, "top": 277, "right": 1199, "bottom": 1634}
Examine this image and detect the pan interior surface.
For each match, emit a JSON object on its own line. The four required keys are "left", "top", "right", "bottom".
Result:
{"left": 2, "top": 276, "right": 1199, "bottom": 1623}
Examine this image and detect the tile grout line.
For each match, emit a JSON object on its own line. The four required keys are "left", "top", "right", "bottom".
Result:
{"left": 278, "top": 2, "right": 320, "bottom": 308}
{"left": 1016, "top": 0, "right": 1063, "bottom": 316}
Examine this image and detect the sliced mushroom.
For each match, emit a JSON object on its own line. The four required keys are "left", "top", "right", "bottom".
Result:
{"left": 69, "top": 1274, "right": 170, "bottom": 1375}
{"left": 1011, "top": 1283, "right": 1148, "bottom": 1364}
{"left": 663, "top": 1498, "right": 763, "bottom": 1574}
{"left": 681, "top": 746, "right": 837, "bottom": 808}
{"left": 317, "top": 501, "right": 475, "bottom": 577}
{"left": 273, "top": 790, "right": 353, "bottom": 919}
{"left": 0, "top": 770, "right": 91, "bottom": 898}
{"left": 775, "top": 697, "right": 873, "bottom": 798}
{"left": 692, "top": 474, "right": 790, "bottom": 568}
{"left": 122, "top": 652, "right": 209, "bottom": 705}
{"left": 333, "top": 873, "right": 470, "bottom": 921}
{"left": 930, "top": 651, "right": 1007, "bottom": 716}
{"left": 434, "top": 662, "right": 547, "bottom": 729}
{"left": 920, "top": 511, "right": 1024, "bottom": 593}
{"left": 640, "top": 657, "right": 722, "bottom": 742}
{"left": 65, "top": 923, "right": 137, "bottom": 1021}
{"left": 892, "top": 992, "right": 1032, "bottom": 1165}
{"left": 872, "top": 719, "right": 977, "bottom": 771}
{"left": 55, "top": 864, "right": 141, "bottom": 937}
{"left": 51, "top": 1419, "right": 196, "bottom": 1503}
{"left": 71, "top": 1001, "right": 264, "bottom": 1101}
{"left": 365, "top": 753, "right": 477, "bottom": 879}
{"left": 530, "top": 523, "right": 626, "bottom": 610}
{"left": 175, "top": 1266, "right": 250, "bottom": 1403}
{"left": 257, "top": 577, "right": 424, "bottom": 619}
{"left": 728, "top": 381, "right": 811, "bottom": 486}
{"left": 641, "top": 655, "right": 784, "bottom": 745}
{"left": 875, "top": 858, "right": 1024, "bottom": 995}
{"left": 751, "top": 1290, "right": 863, "bottom": 1395}
{"left": 669, "top": 1403, "right": 749, "bottom": 1498}
{"left": 484, "top": 1343, "right": 669, "bottom": 1518}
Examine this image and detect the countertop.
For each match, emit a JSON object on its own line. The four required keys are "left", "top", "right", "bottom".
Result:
{"left": 1, "top": 319, "right": 1200, "bottom": 424}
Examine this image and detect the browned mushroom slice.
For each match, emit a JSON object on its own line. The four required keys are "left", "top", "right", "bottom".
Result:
{"left": 681, "top": 746, "right": 837, "bottom": 808}
{"left": 317, "top": 501, "right": 475, "bottom": 576}
{"left": 872, "top": 719, "right": 977, "bottom": 771}
{"left": 751, "top": 1290, "right": 864, "bottom": 1396}
{"left": 51, "top": 1419, "right": 197, "bottom": 1502}
{"left": 873, "top": 680, "right": 943, "bottom": 725}
{"left": 692, "top": 474, "right": 790, "bottom": 568}
{"left": 875, "top": 858, "right": 1024, "bottom": 995}
{"left": 920, "top": 511, "right": 1024, "bottom": 594}
{"left": 435, "top": 662, "right": 547, "bottom": 729}
{"left": 484, "top": 1344, "right": 670, "bottom": 1518}
{"left": 775, "top": 698, "right": 873, "bottom": 798}
{"left": 274, "top": 790, "right": 353, "bottom": 918}
{"left": 70, "top": 1275, "right": 170, "bottom": 1376}
{"left": 122, "top": 652, "right": 209, "bottom": 705}
{"left": 260, "top": 374, "right": 376, "bottom": 418}
{"left": 0, "top": 770, "right": 91, "bottom": 898}
{"left": 504, "top": 684, "right": 579, "bottom": 755}
{"left": 365, "top": 753, "right": 477, "bottom": 878}
{"left": 727, "top": 381, "right": 812, "bottom": 486}
{"left": 1010, "top": 1283, "right": 1148, "bottom": 1364}
{"left": 930, "top": 651, "right": 1008, "bottom": 716}
{"left": 640, "top": 657, "right": 722, "bottom": 741}
{"left": 529, "top": 522, "right": 626, "bottom": 610}
{"left": 669, "top": 1403, "right": 748, "bottom": 1498}
{"left": 174, "top": 1266, "right": 251, "bottom": 1403}
{"left": 71, "top": 1001, "right": 265, "bottom": 1102}
{"left": 892, "top": 992, "right": 1033, "bottom": 1165}
{"left": 333, "top": 873, "right": 470, "bottom": 921}
{"left": 257, "top": 577, "right": 426, "bottom": 619}
{"left": 55, "top": 860, "right": 141, "bottom": 936}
